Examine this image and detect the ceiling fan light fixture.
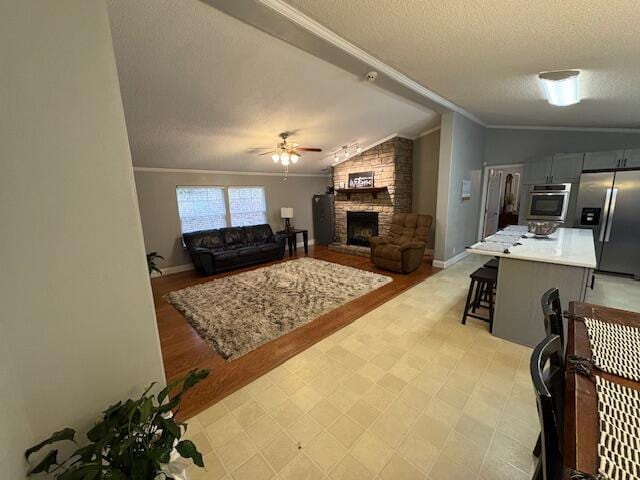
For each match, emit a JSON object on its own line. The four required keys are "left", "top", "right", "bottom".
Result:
{"left": 290, "top": 153, "right": 299, "bottom": 164}
{"left": 272, "top": 153, "right": 280, "bottom": 163}
{"left": 538, "top": 70, "right": 580, "bottom": 106}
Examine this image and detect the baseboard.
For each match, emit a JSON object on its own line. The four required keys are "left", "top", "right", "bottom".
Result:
{"left": 296, "top": 239, "right": 315, "bottom": 248}
{"left": 150, "top": 243, "right": 315, "bottom": 278}
{"left": 151, "top": 263, "right": 194, "bottom": 278}
{"left": 432, "top": 250, "right": 469, "bottom": 269}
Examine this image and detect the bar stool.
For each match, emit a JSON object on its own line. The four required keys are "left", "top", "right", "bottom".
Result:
{"left": 461, "top": 267, "right": 497, "bottom": 332}
{"left": 482, "top": 258, "right": 499, "bottom": 299}
{"left": 484, "top": 258, "right": 499, "bottom": 269}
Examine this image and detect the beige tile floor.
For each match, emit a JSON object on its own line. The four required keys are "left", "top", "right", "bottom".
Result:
{"left": 587, "top": 272, "right": 640, "bottom": 313}
{"left": 185, "top": 255, "right": 538, "bottom": 480}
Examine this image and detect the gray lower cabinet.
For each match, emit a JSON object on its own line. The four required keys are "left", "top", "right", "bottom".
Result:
{"left": 583, "top": 150, "right": 623, "bottom": 171}
{"left": 523, "top": 155, "right": 552, "bottom": 184}
{"left": 550, "top": 153, "right": 583, "bottom": 183}
{"left": 623, "top": 149, "right": 640, "bottom": 168}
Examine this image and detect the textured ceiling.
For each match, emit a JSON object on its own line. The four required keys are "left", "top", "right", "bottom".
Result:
{"left": 106, "top": 0, "right": 438, "bottom": 174}
{"left": 283, "top": 0, "right": 640, "bottom": 128}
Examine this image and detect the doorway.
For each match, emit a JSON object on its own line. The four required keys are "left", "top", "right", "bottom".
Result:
{"left": 478, "top": 164, "right": 524, "bottom": 239}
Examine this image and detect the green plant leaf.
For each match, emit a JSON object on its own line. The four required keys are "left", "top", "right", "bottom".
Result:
{"left": 27, "top": 449, "right": 59, "bottom": 475}
{"left": 25, "top": 428, "right": 75, "bottom": 461}
{"left": 86, "top": 419, "right": 110, "bottom": 443}
{"left": 157, "top": 397, "right": 180, "bottom": 415}
{"left": 159, "top": 416, "right": 180, "bottom": 438}
{"left": 182, "top": 369, "right": 210, "bottom": 393}
{"left": 139, "top": 397, "right": 154, "bottom": 423}
{"left": 58, "top": 464, "right": 101, "bottom": 480}
{"left": 175, "top": 440, "right": 204, "bottom": 468}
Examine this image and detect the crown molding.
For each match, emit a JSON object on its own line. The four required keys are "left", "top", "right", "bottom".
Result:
{"left": 257, "top": 0, "right": 486, "bottom": 127}
{"left": 132, "top": 167, "right": 330, "bottom": 177}
{"left": 487, "top": 124, "right": 640, "bottom": 133}
{"left": 412, "top": 126, "right": 442, "bottom": 139}
{"left": 208, "top": 0, "right": 640, "bottom": 133}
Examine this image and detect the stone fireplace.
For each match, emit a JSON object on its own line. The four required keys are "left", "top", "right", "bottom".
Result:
{"left": 332, "top": 137, "right": 412, "bottom": 247}
{"left": 347, "top": 211, "right": 378, "bottom": 246}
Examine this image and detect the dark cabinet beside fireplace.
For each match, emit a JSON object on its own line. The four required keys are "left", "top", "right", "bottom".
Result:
{"left": 312, "top": 194, "right": 335, "bottom": 245}
{"left": 347, "top": 211, "right": 378, "bottom": 246}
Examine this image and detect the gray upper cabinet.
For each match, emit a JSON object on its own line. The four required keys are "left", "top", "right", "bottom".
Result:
{"left": 523, "top": 155, "right": 553, "bottom": 184}
{"left": 622, "top": 149, "right": 640, "bottom": 168}
{"left": 583, "top": 150, "right": 623, "bottom": 171}
{"left": 550, "top": 153, "right": 583, "bottom": 183}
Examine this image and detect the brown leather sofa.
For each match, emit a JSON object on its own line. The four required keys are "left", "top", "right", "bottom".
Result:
{"left": 369, "top": 213, "right": 433, "bottom": 273}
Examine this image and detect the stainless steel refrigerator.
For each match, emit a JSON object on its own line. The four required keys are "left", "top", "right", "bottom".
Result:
{"left": 576, "top": 170, "right": 640, "bottom": 279}
{"left": 312, "top": 194, "right": 335, "bottom": 245}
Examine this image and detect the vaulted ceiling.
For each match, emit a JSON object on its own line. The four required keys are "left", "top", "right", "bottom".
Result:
{"left": 106, "top": 0, "right": 438, "bottom": 174}
{"left": 283, "top": 0, "right": 640, "bottom": 128}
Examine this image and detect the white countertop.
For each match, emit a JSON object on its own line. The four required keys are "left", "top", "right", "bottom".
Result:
{"left": 467, "top": 227, "right": 597, "bottom": 268}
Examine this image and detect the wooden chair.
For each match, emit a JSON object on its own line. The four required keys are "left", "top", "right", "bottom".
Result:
{"left": 530, "top": 334, "right": 564, "bottom": 480}
{"left": 541, "top": 288, "right": 564, "bottom": 348}
{"left": 534, "top": 288, "right": 565, "bottom": 458}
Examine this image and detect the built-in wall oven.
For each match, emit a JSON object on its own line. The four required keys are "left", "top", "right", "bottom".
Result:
{"left": 527, "top": 183, "right": 572, "bottom": 222}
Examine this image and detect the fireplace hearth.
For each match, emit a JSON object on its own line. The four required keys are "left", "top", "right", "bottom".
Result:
{"left": 347, "top": 211, "right": 378, "bottom": 246}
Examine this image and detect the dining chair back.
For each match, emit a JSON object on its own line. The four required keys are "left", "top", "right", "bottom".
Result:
{"left": 541, "top": 288, "right": 564, "bottom": 348}
{"left": 530, "top": 334, "right": 565, "bottom": 480}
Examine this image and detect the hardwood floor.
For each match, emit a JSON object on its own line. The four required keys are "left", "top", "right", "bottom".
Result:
{"left": 152, "top": 245, "right": 439, "bottom": 420}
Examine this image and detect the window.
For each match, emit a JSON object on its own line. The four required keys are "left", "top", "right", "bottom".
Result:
{"left": 176, "top": 186, "right": 227, "bottom": 234}
{"left": 228, "top": 186, "right": 267, "bottom": 227}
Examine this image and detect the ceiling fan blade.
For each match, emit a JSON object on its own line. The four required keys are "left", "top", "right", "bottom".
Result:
{"left": 258, "top": 150, "right": 276, "bottom": 156}
{"left": 295, "top": 147, "right": 322, "bottom": 152}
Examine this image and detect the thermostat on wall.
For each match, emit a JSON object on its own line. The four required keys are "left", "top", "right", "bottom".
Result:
{"left": 461, "top": 180, "right": 471, "bottom": 200}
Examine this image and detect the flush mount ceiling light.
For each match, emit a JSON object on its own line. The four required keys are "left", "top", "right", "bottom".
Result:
{"left": 538, "top": 70, "right": 580, "bottom": 107}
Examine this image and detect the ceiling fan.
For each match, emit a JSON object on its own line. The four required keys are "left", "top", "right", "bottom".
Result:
{"left": 258, "top": 132, "right": 322, "bottom": 177}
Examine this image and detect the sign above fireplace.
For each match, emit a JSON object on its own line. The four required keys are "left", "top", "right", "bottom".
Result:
{"left": 348, "top": 171, "right": 374, "bottom": 189}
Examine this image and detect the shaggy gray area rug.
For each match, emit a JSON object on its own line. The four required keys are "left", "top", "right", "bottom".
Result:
{"left": 165, "top": 258, "right": 392, "bottom": 360}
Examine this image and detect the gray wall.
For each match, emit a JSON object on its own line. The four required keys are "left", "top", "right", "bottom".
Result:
{"left": 0, "top": 1, "right": 165, "bottom": 477}
{"left": 134, "top": 170, "right": 330, "bottom": 268}
{"left": 435, "top": 112, "right": 486, "bottom": 263}
{"left": 412, "top": 130, "right": 440, "bottom": 249}
{"left": 485, "top": 128, "right": 640, "bottom": 165}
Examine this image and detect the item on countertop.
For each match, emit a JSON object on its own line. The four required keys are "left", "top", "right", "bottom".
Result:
{"left": 471, "top": 242, "right": 512, "bottom": 254}
{"left": 484, "top": 234, "right": 523, "bottom": 244}
{"left": 528, "top": 221, "right": 559, "bottom": 237}
{"left": 503, "top": 224, "right": 530, "bottom": 233}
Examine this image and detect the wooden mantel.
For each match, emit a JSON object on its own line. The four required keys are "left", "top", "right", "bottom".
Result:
{"left": 336, "top": 186, "right": 388, "bottom": 200}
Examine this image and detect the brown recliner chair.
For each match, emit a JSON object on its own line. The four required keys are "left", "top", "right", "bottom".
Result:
{"left": 369, "top": 213, "right": 433, "bottom": 273}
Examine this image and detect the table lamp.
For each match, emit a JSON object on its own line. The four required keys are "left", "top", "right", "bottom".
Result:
{"left": 281, "top": 207, "right": 294, "bottom": 231}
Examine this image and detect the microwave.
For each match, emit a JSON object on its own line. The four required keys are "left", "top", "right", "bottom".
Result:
{"left": 527, "top": 183, "right": 572, "bottom": 222}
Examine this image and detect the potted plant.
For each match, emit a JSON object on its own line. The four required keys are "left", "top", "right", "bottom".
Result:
{"left": 25, "top": 369, "right": 210, "bottom": 479}
{"left": 147, "top": 252, "right": 165, "bottom": 276}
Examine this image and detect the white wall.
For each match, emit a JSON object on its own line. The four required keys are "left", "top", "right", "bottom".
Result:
{"left": 0, "top": 1, "right": 165, "bottom": 476}
{"left": 434, "top": 113, "right": 486, "bottom": 266}
{"left": 412, "top": 130, "right": 440, "bottom": 249}
{"left": 134, "top": 170, "right": 330, "bottom": 268}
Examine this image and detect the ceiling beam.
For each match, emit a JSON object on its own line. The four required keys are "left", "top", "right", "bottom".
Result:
{"left": 200, "top": 0, "right": 479, "bottom": 121}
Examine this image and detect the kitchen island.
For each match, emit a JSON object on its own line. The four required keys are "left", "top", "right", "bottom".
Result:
{"left": 466, "top": 228, "right": 597, "bottom": 347}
